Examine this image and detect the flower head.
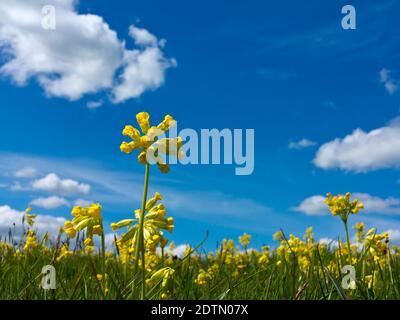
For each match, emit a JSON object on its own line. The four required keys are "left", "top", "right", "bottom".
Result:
{"left": 325, "top": 192, "right": 364, "bottom": 222}
{"left": 120, "top": 112, "right": 183, "bottom": 173}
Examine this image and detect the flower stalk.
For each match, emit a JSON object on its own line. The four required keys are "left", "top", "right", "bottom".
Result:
{"left": 133, "top": 163, "right": 150, "bottom": 299}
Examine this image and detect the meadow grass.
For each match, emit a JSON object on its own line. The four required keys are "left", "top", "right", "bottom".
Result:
{"left": 0, "top": 225, "right": 400, "bottom": 300}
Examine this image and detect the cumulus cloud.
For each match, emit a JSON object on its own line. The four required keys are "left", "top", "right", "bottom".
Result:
{"left": 0, "top": 205, "right": 65, "bottom": 237}
{"left": 15, "top": 166, "right": 39, "bottom": 178}
{"left": 380, "top": 68, "right": 398, "bottom": 95}
{"left": 288, "top": 138, "right": 317, "bottom": 150}
{"left": 292, "top": 195, "right": 328, "bottom": 216}
{"left": 74, "top": 198, "right": 92, "bottom": 207}
{"left": 32, "top": 173, "right": 90, "bottom": 196}
{"left": 30, "top": 196, "right": 69, "bottom": 209}
{"left": 112, "top": 46, "right": 176, "bottom": 103}
{"left": 0, "top": 0, "right": 175, "bottom": 103}
{"left": 293, "top": 193, "right": 400, "bottom": 216}
{"left": 314, "top": 120, "right": 400, "bottom": 172}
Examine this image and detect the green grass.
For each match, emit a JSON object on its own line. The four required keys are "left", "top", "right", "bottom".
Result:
{"left": 1, "top": 229, "right": 399, "bottom": 300}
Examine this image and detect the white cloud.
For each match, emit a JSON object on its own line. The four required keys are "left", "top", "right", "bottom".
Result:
{"left": 0, "top": 205, "right": 65, "bottom": 236}
{"left": 0, "top": 0, "right": 175, "bottom": 102}
{"left": 380, "top": 68, "right": 398, "bottom": 95}
{"left": 15, "top": 166, "right": 39, "bottom": 178}
{"left": 129, "top": 26, "right": 159, "bottom": 47}
{"left": 292, "top": 195, "right": 328, "bottom": 216}
{"left": 314, "top": 120, "right": 400, "bottom": 172}
{"left": 86, "top": 100, "right": 103, "bottom": 109}
{"left": 294, "top": 193, "right": 400, "bottom": 216}
{"left": 112, "top": 46, "right": 176, "bottom": 103}
{"left": 30, "top": 196, "right": 69, "bottom": 209}
{"left": 32, "top": 173, "right": 90, "bottom": 196}
{"left": 74, "top": 198, "right": 92, "bottom": 207}
{"left": 288, "top": 138, "right": 317, "bottom": 150}
{"left": 156, "top": 244, "right": 190, "bottom": 258}
{"left": 170, "top": 244, "right": 189, "bottom": 258}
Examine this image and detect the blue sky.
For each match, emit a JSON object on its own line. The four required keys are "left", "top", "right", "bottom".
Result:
{"left": 1, "top": 0, "right": 400, "bottom": 249}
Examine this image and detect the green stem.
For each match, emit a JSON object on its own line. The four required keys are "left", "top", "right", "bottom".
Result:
{"left": 100, "top": 218, "right": 106, "bottom": 296}
{"left": 133, "top": 163, "right": 150, "bottom": 299}
{"left": 344, "top": 219, "right": 352, "bottom": 264}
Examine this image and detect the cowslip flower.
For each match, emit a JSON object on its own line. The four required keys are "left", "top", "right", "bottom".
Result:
{"left": 146, "top": 267, "right": 175, "bottom": 288}
{"left": 23, "top": 230, "right": 38, "bottom": 252}
{"left": 23, "top": 207, "right": 37, "bottom": 227}
{"left": 120, "top": 112, "right": 184, "bottom": 173}
{"left": 64, "top": 203, "right": 104, "bottom": 254}
{"left": 325, "top": 192, "right": 364, "bottom": 261}
{"left": 239, "top": 233, "right": 251, "bottom": 248}
{"left": 325, "top": 192, "right": 364, "bottom": 222}
{"left": 111, "top": 192, "right": 174, "bottom": 257}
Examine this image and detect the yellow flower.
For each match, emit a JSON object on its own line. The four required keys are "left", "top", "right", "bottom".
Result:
{"left": 147, "top": 267, "right": 175, "bottom": 288}
{"left": 65, "top": 227, "right": 76, "bottom": 238}
{"left": 88, "top": 203, "right": 102, "bottom": 219}
{"left": 157, "top": 115, "right": 176, "bottom": 132}
{"left": 122, "top": 125, "right": 140, "bottom": 140}
{"left": 24, "top": 230, "right": 38, "bottom": 251}
{"left": 71, "top": 206, "right": 82, "bottom": 217}
{"left": 120, "top": 112, "right": 183, "bottom": 173}
{"left": 120, "top": 141, "right": 133, "bottom": 154}
{"left": 93, "top": 224, "right": 103, "bottom": 235}
{"left": 136, "top": 112, "right": 150, "bottom": 133}
{"left": 64, "top": 221, "right": 73, "bottom": 229}
{"left": 111, "top": 219, "right": 134, "bottom": 232}
{"left": 239, "top": 233, "right": 251, "bottom": 247}
{"left": 194, "top": 269, "right": 209, "bottom": 286}
{"left": 84, "top": 238, "right": 93, "bottom": 246}
{"left": 273, "top": 230, "right": 284, "bottom": 241}
{"left": 325, "top": 192, "right": 364, "bottom": 222}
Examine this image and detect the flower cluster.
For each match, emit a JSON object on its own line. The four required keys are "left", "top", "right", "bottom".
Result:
{"left": 120, "top": 112, "right": 184, "bottom": 173}
{"left": 111, "top": 192, "right": 173, "bottom": 264}
{"left": 64, "top": 203, "right": 104, "bottom": 254}
{"left": 146, "top": 267, "right": 175, "bottom": 299}
{"left": 325, "top": 192, "right": 364, "bottom": 222}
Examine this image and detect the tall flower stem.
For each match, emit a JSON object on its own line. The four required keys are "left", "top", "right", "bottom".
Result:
{"left": 133, "top": 163, "right": 150, "bottom": 299}
{"left": 343, "top": 219, "right": 352, "bottom": 264}
{"left": 100, "top": 218, "right": 106, "bottom": 294}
